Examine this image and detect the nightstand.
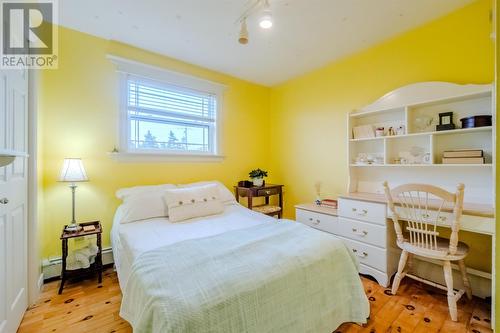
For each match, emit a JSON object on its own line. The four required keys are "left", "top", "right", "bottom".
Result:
{"left": 59, "top": 221, "right": 103, "bottom": 294}
{"left": 234, "top": 184, "right": 284, "bottom": 218}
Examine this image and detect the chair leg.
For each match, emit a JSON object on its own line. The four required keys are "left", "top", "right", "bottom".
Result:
{"left": 443, "top": 260, "right": 458, "bottom": 321}
{"left": 407, "top": 253, "right": 413, "bottom": 273}
{"left": 391, "top": 250, "right": 408, "bottom": 295}
{"left": 458, "top": 259, "right": 472, "bottom": 300}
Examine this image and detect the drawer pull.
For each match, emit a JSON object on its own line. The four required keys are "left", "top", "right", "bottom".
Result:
{"left": 352, "top": 249, "right": 368, "bottom": 258}
{"left": 357, "top": 209, "right": 368, "bottom": 216}
{"left": 309, "top": 217, "right": 313, "bottom": 221}
{"left": 265, "top": 190, "right": 271, "bottom": 195}
{"left": 312, "top": 219, "right": 321, "bottom": 225}
{"left": 438, "top": 216, "right": 447, "bottom": 222}
{"left": 352, "top": 228, "right": 368, "bottom": 237}
{"left": 421, "top": 213, "right": 430, "bottom": 219}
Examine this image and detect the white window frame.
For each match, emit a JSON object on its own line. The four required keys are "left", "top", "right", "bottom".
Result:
{"left": 107, "top": 55, "right": 226, "bottom": 162}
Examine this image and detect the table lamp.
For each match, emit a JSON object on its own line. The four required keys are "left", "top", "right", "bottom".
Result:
{"left": 59, "top": 158, "right": 89, "bottom": 232}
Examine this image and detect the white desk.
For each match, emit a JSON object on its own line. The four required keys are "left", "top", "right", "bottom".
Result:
{"left": 339, "top": 192, "right": 495, "bottom": 235}
{"left": 296, "top": 193, "right": 495, "bottom": 327}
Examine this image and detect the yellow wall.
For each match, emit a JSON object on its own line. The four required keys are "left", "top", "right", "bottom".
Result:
{"left": 268, "top": 0, "right": 494, "bottom": 272}
{"left": 39, "top": 27, "right": 271, "bottom": 258}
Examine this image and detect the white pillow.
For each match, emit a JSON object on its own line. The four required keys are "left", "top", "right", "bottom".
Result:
{"left": 116, "top": 183, "right": 176, "bottom": 201}
{"left": 177, "top": 181, "right": 236, "bottom": 205}
{"left": 116, "top": 183, "right": 176, "bottom": 224}
{"left": 119, "top": 191, "right": 169, "bottom": 224}
{"left": 163, "top": 184, "right": 224, "bottom": 222}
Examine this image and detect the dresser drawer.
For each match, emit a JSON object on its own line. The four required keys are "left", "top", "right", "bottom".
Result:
{"left": 338, "top": 198, "right": 386, "bottom": 225}
{"left": 257, "top": 187, "right": 280, "bottom": 196}
{"left": 295, "top": 209, "right": 338, "bottom": 233}
{"left": 338, "top": 236, "right": 387, "bottom": 272}
{"left": 336, "top": 217, "right": 386, "bottom": 248}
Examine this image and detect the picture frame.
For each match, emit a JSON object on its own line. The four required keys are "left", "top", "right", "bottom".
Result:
{"left": 436, "top": 112, "right": 455, "bottom": 131}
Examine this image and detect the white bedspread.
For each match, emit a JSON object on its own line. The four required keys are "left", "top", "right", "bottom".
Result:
{"left": 111, "top": 204, "right": 275, "bottom": 289}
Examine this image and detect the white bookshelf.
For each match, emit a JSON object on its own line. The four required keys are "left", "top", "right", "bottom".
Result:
{"left": 347, "top": 82, "right": 494, "bottom": 205}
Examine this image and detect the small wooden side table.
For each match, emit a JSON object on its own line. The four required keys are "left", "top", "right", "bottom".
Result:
{"left": 59, "top": 221, "right": 103, "bottom": 294}
{"left": 234, "top": 184, "right": 284, "bottom": 218}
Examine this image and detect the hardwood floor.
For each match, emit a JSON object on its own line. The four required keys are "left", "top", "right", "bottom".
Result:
{"left": 18, "top": 268, "right": 492, "bottom": 333}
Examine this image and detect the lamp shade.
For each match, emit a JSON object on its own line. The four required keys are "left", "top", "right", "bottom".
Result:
{"left": 59, "top": 158, "right": 89, "bottom": 182}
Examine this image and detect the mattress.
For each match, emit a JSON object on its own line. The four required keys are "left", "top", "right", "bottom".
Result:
{"left": 111, "top": 203, "right": 275, "bottom": 290}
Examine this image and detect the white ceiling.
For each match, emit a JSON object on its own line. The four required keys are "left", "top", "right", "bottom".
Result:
{"left": 59, "top": 0, "right": 475, "bottom": 86}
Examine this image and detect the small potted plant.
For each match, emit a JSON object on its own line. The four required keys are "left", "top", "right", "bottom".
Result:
{"left": 249, "top": 168, "right": 268, "bottom": 187}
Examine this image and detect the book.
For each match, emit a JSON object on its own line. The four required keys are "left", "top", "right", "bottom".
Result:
{"left": 443, "top": 149, "right": 483, "bottom": 158}
{"left": 82, "top": 225, "right": 96, "bottom": 232}
{"left": 442, "top": 157, "right": 485, "bottom": 164}
{"left": 320, "top": 199, "right": 338, "bottom": 208}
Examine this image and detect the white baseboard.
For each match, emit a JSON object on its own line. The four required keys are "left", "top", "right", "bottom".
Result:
{"left": 37, "top": 273, "right": 44, "bottom": 291}
{"left": 42, "top": 247, "right": 114, "bottom": 280}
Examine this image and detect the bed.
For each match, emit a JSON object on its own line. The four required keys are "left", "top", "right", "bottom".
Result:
{"left": 111, "top": 182, "right": 370, "bottom": 333}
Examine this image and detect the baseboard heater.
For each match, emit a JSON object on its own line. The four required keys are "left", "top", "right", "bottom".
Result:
{"left": 42, "top": 247, "right": 114, "bottom": 281}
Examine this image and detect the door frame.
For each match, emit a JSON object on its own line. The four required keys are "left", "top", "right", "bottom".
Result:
{"left": 27, "top": 70, "right": 41, "bottom": 304}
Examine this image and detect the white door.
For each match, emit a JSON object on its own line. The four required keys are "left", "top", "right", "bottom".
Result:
{"left": 0, "top": 69, "right": 28, "bottom": 333}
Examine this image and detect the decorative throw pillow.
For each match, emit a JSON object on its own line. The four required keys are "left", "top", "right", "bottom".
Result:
{"left": 163, "top": 184, "right": 225, "bottom": 222}
{"left": 177, "top": 181, "right": 236, "bottom": 205}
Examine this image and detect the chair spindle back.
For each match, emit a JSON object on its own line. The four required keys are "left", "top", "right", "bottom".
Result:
{"left": 383, "top": 182, "right": 464, "bottom": 255}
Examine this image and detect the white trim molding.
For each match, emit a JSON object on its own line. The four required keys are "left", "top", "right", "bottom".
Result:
{"left": 106, "top": 55, "right": 227, "bottom": 94}
{"left": 107, "top": 152, "right": 225, "bottom": 163}
{"left": 107, "top": 55, "right": 227, "bottom": 162}
{"left": 28, "top": 70, "right": 41, "bottom": 304}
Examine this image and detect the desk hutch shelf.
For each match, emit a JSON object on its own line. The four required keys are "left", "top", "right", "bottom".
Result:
{"left": 347, "top": 82, "right": 494, "bottom": 206}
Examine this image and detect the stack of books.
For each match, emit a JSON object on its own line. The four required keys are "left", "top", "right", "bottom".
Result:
{"left": 442, "top": 149, "right": 484, "bottom": 164}
{"left": 319, "top": 199, "right": 338, "bottom": 208}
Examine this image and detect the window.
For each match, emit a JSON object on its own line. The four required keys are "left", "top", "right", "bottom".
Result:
{"left": 127, "top": 76, "right": 217, "bottom": 154}
{"left": 110, "top": 56, "right": 225, "bottom": 159}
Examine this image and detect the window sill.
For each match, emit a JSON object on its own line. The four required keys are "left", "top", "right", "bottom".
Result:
{"left": 107, "top": 152, "right": 225, "bottom": 163}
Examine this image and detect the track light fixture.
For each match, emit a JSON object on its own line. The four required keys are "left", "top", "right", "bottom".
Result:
{"left": 236, "top": 0, "right": 274, "bottom": 45}
{"left": 238, "top": 18, "right": 249, "bottom": 45}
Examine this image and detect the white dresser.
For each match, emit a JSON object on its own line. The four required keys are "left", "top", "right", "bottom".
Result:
{"left": 295, "top": 199, "right": 399, "bottom": 287}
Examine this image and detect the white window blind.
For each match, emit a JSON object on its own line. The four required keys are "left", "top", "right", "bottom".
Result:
{"left": 126, "top": 75, "right": 218, "bottom": 154}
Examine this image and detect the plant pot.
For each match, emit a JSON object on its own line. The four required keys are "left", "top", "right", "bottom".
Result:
{"left": 252, "top": 177, "right": 264, "bottom": 187}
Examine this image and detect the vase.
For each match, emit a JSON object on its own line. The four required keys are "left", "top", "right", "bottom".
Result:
{"left": 252, "top": 178, "right": 264, "bottom": 187}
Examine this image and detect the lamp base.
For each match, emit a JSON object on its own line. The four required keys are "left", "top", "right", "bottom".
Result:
{"left": 65, "top": 223, "right": 81, "bottom": 232}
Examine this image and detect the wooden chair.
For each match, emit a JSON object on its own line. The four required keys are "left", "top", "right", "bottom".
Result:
{"left": 383, "top": 182, "right": 471, "bottom": 321}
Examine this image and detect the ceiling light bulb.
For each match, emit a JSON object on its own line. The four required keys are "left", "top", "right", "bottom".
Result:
{"left": 238, "top": 19, "right": 249, "bottom": 44}
{"left": 259, "top": 1, "right": 273, "bottom": 29}
{"left": 259, "top": 13, "right": 273, "bottom": 29}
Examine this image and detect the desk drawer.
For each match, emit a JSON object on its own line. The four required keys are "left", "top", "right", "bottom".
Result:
{"left": 392, "top": 206, "right": 453, "bottom": 225}
{"left": 339, "top": 198, "right": 386, "bottom": 225}
{"left": 337, "top": 217, "right": 386, "bottom": 248}
{"left": 296, "top": 209, "right": 338, "bottom": 233}
{"left": 338, "top": 236, "right": 387, "bottom": 272}
{"left": 257, "top": 187, "right": 280, "bottom": 196}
